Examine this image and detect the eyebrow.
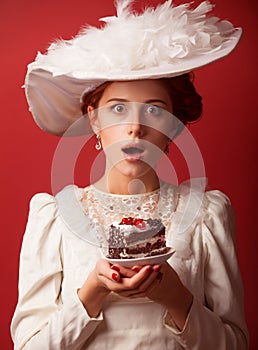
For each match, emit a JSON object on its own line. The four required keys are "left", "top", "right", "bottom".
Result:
{"left": 106, "top": 98, "right": 169, "bottom": 106}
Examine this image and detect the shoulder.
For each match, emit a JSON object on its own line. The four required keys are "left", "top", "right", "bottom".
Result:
{"left": 25, "top": 185, "right": 85, "bottom": 235}
{"left": 21, "top": 192, "right": 61, "bottom": 261}
{"left": 28, "top": 184, "right": 84, "bottom": 216}
{"left": 175, "top": 179, "right": 233, "bottom": 221}
{"left": 202, "top": 189, "right": 235, "bottom": 228}
{"left": 29, "top": 191, "right": 55, "bottom": 210}
{"left": 54, "top": 184, "right": 87, "bottom": 220}
{"left": 201, "top": 189, "right": 236, "bottom": 242}
{"left": 203, "top": 189, "right": 232, "bottom": 215}
{"left": 29, "top": 193, "right": 57, "bottom": 219}
{"left": 22, "top": 185, "right": 84, "bottom": 246}
{"left": 174, "top": 179, "right": 235, "bottom": 237}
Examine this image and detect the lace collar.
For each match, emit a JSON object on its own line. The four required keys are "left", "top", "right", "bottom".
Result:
{"left": 81, "top": 181, "right": 179, "bottom": 231}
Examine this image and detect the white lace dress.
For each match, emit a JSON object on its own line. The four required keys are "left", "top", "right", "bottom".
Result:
{"left": 11, "top": 181, "right": 249, "bottom": 349}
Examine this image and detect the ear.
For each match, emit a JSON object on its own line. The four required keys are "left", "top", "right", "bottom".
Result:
{"left": 87, "top": 106, "right": 100, "bottom": 133}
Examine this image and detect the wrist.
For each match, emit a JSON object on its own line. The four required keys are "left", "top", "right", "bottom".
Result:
{"left": 78, "top": 272, "right": 109, "bottom": 317}
{"left": 166, "top": 287, "right": 193, "bottom": 331}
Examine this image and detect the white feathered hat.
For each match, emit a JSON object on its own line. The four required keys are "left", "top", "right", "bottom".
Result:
{"left": 25, "top": 0, "right": 242, "bottom": 135}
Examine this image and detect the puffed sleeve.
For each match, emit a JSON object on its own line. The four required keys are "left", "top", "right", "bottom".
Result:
{"left": 11, "top": 193, "right": 103, "bottom": 350}
{"left": 164, "top": 190, "right": 249, "bottom": 349}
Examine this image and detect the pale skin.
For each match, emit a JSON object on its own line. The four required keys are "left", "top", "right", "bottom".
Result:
{"left": 78, "top": 80, "right": 193, "bottom": 331}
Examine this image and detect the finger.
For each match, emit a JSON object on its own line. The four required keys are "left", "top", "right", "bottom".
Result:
{"left": 117, "top": 265, "right": 154, "bottom": 293}
{"left": 96, "top": 259, "right": 121, "bottom": 283}
{"left": 129, "top": 272, "right": 163, "bottom": 298}
{"left": 135, "top": 269, "right": 159, "bottom": 293}
{"left": 120, "top": 273, "right": 160, "bottom": 298}
{"left": 111, "top": 264, "right": 138, "bottom": 278}
{"left": 127, "top": 265, "right": 153, "bottom": 289}
{"left": 100, "top": 264, "right": 153, "bottom": 294}
{"left": 131, "top": 264, "right": 161, "bottom": 273}
{"left": 131, "top": 265, "right": 143, "bottom": 273}
{"left": 125, "top": 268, "right": 163, "bottom": 297}
{"left": 152, "top": 264, "right": 162, "bottom": 272}
{"left": 111, "top": 265, "right": 152, "bottom": 293}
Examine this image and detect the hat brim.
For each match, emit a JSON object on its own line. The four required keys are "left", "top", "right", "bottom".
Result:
{"left": 25, "top": 28, "right": 242, "bottom": 136}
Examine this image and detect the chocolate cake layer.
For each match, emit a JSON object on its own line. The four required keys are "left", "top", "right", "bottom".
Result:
{"left": 107, "top": 218, "right": 167, "bottom": 259}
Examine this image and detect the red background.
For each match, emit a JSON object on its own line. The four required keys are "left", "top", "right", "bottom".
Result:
{"left": 1, "top": 0, "right": 257, "bottom": 349}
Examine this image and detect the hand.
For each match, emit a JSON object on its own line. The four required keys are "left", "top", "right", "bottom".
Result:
{"left": 78, "top": 259, "right": 192, "bottom": 330}
{"left": 86, "top": 259, "right": 159, "bottom": 297}
{"left": 113, "top": 264, "right": 162, "bottom": 298}
{"left": 122, "top": 262, "right": 193, "bottom": 330}
{"left": 77, "top": 259, "right": 143, "bottom": 317}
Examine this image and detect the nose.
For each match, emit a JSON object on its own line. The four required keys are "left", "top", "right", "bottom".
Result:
{"left": 128, "top": 123, "right": 143, "bottom": 136}
{"left": 127, "top": 106, "right": 144, "bottom": 137}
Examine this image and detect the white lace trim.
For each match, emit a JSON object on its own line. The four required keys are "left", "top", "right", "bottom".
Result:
{"left": 81, "top": 181, "right": 179, "bottom": 230}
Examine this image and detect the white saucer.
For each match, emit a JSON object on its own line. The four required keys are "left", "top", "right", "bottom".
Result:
{"left": 105, "top": 247, "right": 175, "bottom": 267}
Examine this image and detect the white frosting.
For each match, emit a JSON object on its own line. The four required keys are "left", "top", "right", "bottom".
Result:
{"left": 112, "top": 220, "right": 151, "bottom": 237}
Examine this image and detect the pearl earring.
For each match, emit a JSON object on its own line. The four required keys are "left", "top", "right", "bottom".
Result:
{"left": 95, "top": 134, "right": 102, "bottom": 150}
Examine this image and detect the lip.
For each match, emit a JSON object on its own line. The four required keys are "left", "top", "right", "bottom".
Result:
{"left": 121, "top": 142, "right": 145, "bottom": 162}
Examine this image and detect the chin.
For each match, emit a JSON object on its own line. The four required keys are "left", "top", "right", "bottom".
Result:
{"left": 113, "top": 159, "right": 153, "bottom": 178}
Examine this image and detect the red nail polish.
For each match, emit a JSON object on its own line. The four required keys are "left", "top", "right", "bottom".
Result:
{"left": 146, "top": 266, "right": 153, "bottom": 272}
{"left": 111, "top": 265, "right": 120, "bottom": 272}
{"left": 153, "top": 265, "right": 161, "bottom": 272}
{"left": 132, "top": 267, "right": 140, "bottom": 273}
{"left": 112, "top": 273, "right": 119, "bottom": 281}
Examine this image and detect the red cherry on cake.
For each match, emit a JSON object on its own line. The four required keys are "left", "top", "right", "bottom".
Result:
{"left": 120, "top": 217, "right": 134, "bottom": 225}
{"left": 134, "top": 218, "right": 146, "bottom": 229}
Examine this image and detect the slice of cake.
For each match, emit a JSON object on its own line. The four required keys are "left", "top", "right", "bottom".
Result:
{"left": 107, "top": 217, "right": 168, "bottom": 259}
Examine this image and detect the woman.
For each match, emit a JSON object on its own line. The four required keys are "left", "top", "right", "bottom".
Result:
{"left": 11, "top": 1, "right": 249, "bottom": 349}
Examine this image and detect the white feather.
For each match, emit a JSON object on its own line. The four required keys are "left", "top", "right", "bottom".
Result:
{"left": 36, "top": 0, "right": 237, "bottom": 76}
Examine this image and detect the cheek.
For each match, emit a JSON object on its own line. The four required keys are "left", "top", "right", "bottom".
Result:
{"left": 157, "top": 137, "right": 169, "bottom": 152}
{"left": 149, "top": 130, "right": 169, "bottom": 148}
{"left": 151, "top": 117, "right": 174, "bottom": 138}
{"left": 100, "top": 127, "right": 123, "bottom": 148}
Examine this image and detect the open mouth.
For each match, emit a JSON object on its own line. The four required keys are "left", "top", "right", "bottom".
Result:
{"left": 122, "top": 144, "right": 145, "bottom": 161}
{"left": 122, "top": 147, "right": 144, "bottom": 155}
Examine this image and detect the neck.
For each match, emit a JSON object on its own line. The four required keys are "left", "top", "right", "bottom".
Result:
{"left": 94, "top": 168, "right": 160, "bottom": 195}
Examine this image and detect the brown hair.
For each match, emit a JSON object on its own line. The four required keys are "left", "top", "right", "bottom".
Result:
{"left": 81, "top": 73, "right": 202, "bottom": 126}
{"left": 160, "top": 73, "right": 202, "bottom": 125}
{"left": 81, "top": 82, "right": 112, "bottom": 114}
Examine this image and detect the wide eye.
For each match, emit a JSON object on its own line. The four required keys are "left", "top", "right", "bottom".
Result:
{"left": 111, "top": 104, "right": 127, "bottom": 114}
{"left": 144, "top": 104, "right": 163, "bottom": 116}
